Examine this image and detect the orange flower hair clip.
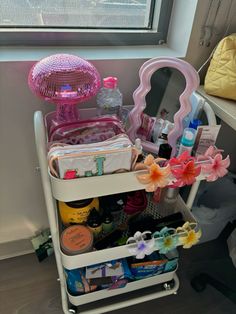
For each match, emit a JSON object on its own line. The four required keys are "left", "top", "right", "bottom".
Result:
{"left": 136, "top": 154, "right": 171, "bottom": 192}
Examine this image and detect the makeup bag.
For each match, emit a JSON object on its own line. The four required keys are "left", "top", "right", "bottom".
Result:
{"left": 204, "top": 33, "right": 236, "bottom": 101}
{"left": 48, "top": 134, "right": 139, "bottom": 179}
{"left": 47, "top": 115, "right": 125, "bottom": 145}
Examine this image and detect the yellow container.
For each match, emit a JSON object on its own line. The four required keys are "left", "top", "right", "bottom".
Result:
{"left": 59, "top": 198, "right": 99, "bottom": 226}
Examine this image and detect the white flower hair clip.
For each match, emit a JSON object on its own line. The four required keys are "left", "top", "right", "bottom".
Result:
{"left": 126, "top": 231, "right": 155, "bottom": 259}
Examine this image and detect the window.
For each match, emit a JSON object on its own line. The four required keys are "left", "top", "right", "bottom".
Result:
{"left": 0, "top": 0, "right": 173, "bottom": 46}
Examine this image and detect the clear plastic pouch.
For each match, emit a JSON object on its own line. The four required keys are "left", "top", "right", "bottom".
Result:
{"left": 47, "top": 115, "right": 125, "bottom": 145}
{"left": 48, "top": 134, "right": 139, "bottom": 179}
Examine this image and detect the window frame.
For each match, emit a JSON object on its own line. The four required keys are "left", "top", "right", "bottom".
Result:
{"left": 0, "top": 0, "right": 173, "bottom": 46}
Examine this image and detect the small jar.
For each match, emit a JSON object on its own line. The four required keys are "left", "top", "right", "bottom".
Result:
{"left": 60, "top": 225, "right": 93, "bottom": 255}
{"left": 59, "top": 198, "right": 99, "bottom": 226}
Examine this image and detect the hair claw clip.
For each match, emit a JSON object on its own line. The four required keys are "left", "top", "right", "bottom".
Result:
{"left": 126, "top": 231, "right": 155, "bottom": 259}
{"left": 153, "top": 227, "right": 178, "bottom": 254}
{"left": 176, "top": 222, "right": 201, "bottom": 248}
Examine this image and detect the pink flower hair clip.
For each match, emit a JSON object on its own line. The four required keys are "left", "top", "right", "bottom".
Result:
{"left": 197, "top": 146, "right": 230, "bottom": 182}
{"left": 168, "top": 151, "right": 201, "bottom": 187}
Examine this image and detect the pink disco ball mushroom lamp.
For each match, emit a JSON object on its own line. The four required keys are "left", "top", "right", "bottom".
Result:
{"left": 28, "top": 53, "right": 101, "bottom": 126}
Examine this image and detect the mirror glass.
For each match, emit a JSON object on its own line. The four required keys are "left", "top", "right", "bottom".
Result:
{"left": 144, "top": 67, "right": 186, "bottom": 123}
{"left": 127, "top": 57, "right": 200, "bottom": 156}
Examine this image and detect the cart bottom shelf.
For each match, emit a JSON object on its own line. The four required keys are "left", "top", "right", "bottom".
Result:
{"left": 67, "top": 269, "right": 178, "bottom": 310}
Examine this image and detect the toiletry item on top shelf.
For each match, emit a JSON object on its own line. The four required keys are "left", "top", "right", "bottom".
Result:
{"left": 156, "top": 121, "right": 174, "bottom": 147}
{"left": 189, "top": 119, "right": 202, "bottom": 130}
{"left": 136, "top": 113, "right": 156, "bottom": 141}
{"left": 193, "top": 125, "right": 221, "bottom": 156}
{"left": 97, "top": 77, "right": 123, "bottom": 118}
{"left": 177, "top": 127, "right": 196, "bottom": 156}
{"left": 151, "top": 118, "right": 165, "bottom": 143}
{"left": 87, "top": 208, "right": 102, "bottom": 239}
{"left": 158, "top": 143, "right": 172, "bottom": 160}
{"left": 58, "top": 198, "right": 99, "bottom": 226}
{"left": 182, "top": 93, "right": 204, "bottom": 129}
{"left": 102, "top": 208, "right": 114, "bottom": 234}
{"left": 60, "top": 225, "right": 93, "bottom": 255}
{"left": 134, "top": 138, "right": 144, "bottom": 162}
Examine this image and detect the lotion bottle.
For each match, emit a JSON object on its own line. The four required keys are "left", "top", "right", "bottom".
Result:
{"left": 178, "top": 128, "right": 196, "bottom": 156}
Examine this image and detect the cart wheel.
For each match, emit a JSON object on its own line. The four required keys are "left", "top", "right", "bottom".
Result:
{"left": 163, "top": 282, "right": 171, "bottom": 290}
{"left": 163, "top": 279, "right": 175, "bottom": 290}
{"left": 69, "top": 306, "right": 78, "bottom": 313}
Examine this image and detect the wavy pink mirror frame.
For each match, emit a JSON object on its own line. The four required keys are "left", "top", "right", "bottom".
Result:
{"left": 127, "top": 57, "right": 200, "bottom": 156}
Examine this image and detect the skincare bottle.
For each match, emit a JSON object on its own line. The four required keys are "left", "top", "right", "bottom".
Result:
{"left": 102, "top": 208, "right": 114, "bottom": 234}
{"left": 87, "top": 208, "right": 102, "bottom": 239}
{"left": 157, "top": 123, "right": 169, "bottom": 145}
{"left": 178, "top": 128, "right": 196, "bottom": 156}
{"left": 156, "top": 121, "right": 174, "bottom": 147}
{"left": 152, "top": 118, "right": 164, "bottom": 143}
{"left": 135, "top": 138, "right": 144, "bottom": 162}
{"left": 158, "top": 143, "right": 172, "bottom": 160}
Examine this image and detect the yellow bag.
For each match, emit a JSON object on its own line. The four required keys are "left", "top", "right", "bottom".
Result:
{"left": 204, "top": 33, "right": 236, "bottom": 101}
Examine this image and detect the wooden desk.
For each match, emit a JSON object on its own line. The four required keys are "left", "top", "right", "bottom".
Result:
{"left": 197, "top": 86, "right": 236, "bottom": 131}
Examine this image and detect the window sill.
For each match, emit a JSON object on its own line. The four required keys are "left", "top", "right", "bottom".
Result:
{"left": 0, "top": 44, "right": 183, "bottom": 62}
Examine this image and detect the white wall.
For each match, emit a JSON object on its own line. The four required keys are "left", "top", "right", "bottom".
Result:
{"left": 0, "top": 59, "right": 144, "bottom": 244}
{"left": 0, "top": 0, "right": 236, "bottom": 245}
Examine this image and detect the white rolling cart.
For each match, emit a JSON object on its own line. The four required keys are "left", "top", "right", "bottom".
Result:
{"left": 34, "top": 96, "right": 216, "bottom": 314}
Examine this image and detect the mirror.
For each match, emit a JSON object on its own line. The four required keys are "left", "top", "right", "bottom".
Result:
{"left": 127, "top": 57, "right": 200, "bottom": 157}
{"left": 144, "top": 67, "right": 185, "bottom": 121}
